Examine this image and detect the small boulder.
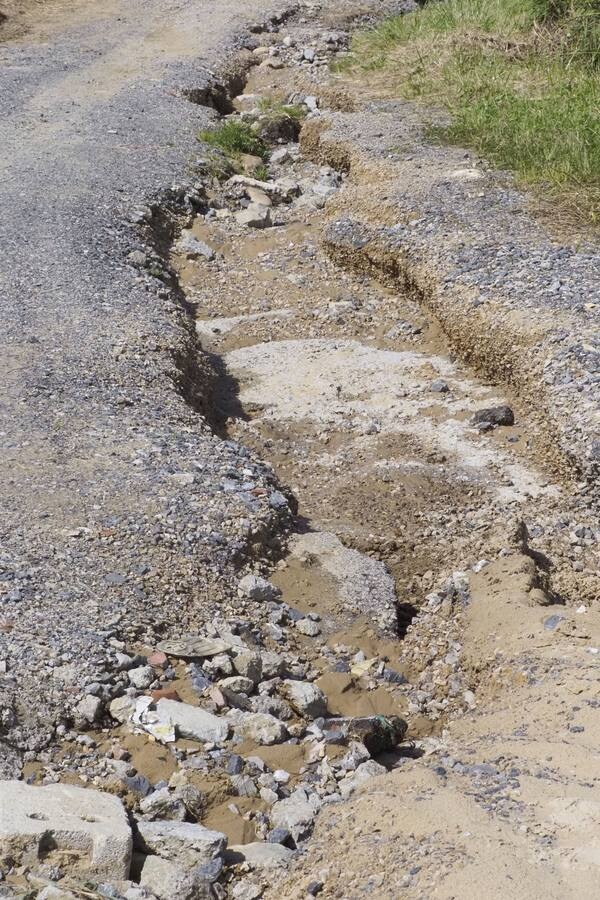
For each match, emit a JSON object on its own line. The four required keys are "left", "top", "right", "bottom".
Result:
{"left": 140, "top": 855, "right": 212, "bottom": 900}
{"left": 135, "top": 820, "right": 226, "bottom": 869}
{"left": 226, "top": 841, "right": 293, "bottom": 870}
{"left": 155, "top": 699, "right": 229, "bottom": 743}
{"left": 236, "top": 203, "right": 272, "bottom": 229}
{"left": 232, "top": 651, "right": 263, "bottom": 684}
{"left": 282, "top": 680, "right": 327, "bottom": 718}
{"left": 471, "top": 405, "right": 514, "bottom": 428}
{"left": 295, "top": 618, "right": 321, "bottom": 637}
{"left": 238, "top": 574, "right": 281, "bottom": 602}
{"left": 230, "top": 711, "right": 289, "bottom": 745}
{"left": 270, "top": 790, "right": 320, "bottom": 841}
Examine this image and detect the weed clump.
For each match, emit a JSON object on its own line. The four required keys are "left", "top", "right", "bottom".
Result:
{"left": 198, "top": 120, "right": 268, "bottom": 161}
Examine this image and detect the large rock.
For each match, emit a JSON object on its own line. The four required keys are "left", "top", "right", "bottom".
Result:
{"left": 155, "top": 699, "right": 229, "bottom": 743}
{"left": 140, "top": 855, "right": 212, "bottom": 900}
{"left": 230, "top": 711, "right": 289, "bottom": 745}
{"left": 282, "top": 680, "right": 327, "bottom": 718}
{"left": 136, "top": 820, "right": 226, "bottom": 869}
{"left": 0, "top": 781, "right": 132, "bottom": 879}
{"left": 226, "top": 841, "right": 293, "bottom": 870}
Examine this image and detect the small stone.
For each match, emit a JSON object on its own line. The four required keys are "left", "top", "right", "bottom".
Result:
{"left": 128, "top": 665, "right": 155, "bottom": 690}
{"left": 430, "top": 379, "right": 449, "bottom": 393}
{"left": 148, "top": 650, "right": 168, "bottom": 668}
{"left": 295, "top": 619, "right": 321, "bottom": 637}
{"left": 140, "top": 787, "right": 186, "bottom": 821}
{"left": 303, "top": 47, "right": 316, "bottom": 62}
{"left": 267, "top": 826, "right": 293, "bottom": 846}
{"left": 232, "top": 880, "right": 263, "bottom": 900}
{"left": 109, "top": 695, "right": 136, "bottom": 724}
{"left": 176, "top": 231, "right": 216, "bottom": 261}
{"left": 339, "top": 760, "right": 386, "bottom": 797}
{"left": 270, "top": 790, "right": 319, "bottom": 841}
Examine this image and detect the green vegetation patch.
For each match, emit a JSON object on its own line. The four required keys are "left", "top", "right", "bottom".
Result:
{"left": 342, "top": 0, "right": 600, "bottom": 224}
{"left": 198, "top": 119, "right": 268, "bottom": 161}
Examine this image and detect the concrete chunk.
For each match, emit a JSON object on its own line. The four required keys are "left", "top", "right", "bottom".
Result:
{"left": 226, "top": 841, "right": 293, "bottom": 869}
{"left": 155, "top": 698, "right": 230, "bottom": 743}
{"left": 135, "top": 820, "right": 226, "bottom": 868}
{"left": 0, "top": 781, "right": 132, "bottom": 879}
{"left": 140, "top": 854, "right": 212, "bottom": 899}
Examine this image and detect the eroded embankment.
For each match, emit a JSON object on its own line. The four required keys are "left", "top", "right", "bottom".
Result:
{"left": 2, "top": 4, "right": 599, "bottom": 900}
{"left": 299, "top": 116, "right": 600, "bottom": 503}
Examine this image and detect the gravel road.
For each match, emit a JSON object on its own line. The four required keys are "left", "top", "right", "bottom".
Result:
{"left": 0, "top": 0, "right": 297, "bottom": 773}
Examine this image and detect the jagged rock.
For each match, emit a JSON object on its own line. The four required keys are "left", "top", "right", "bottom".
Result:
{"left": 219, "top": 675, "right": 255, "bottom": 695}
{"left": 339, "top": 760, "right": 386, "bottom": 798}
{"left": 270, "top": 789, "right": 320, "bottom": 841}
{"left": 0, "top": 781, "right": 132, "bottom": 879}
{"left": 238, "top": 574, "right": 281, "bottom": 602}
{"left": 295, "top": 618, "right": 321, "bottom": 637}
{"left": 232, "top": 651, "right": 263, "bottom": 684}
{"left": 135, "top": 820, "right": 226, "bottom": 869}
{"left": 230, "top": 774, "right": 258, "bottom": 797}
{"left": 176, "top": 231, "right": 216, "bottom": 261}
{"left": 229, "top": 711, "right": 289, "bottom": 745}
{"left": 128, "top": 665, "right": 155, "bottom": 690}
{"left": 343, "top": 715, "right": 407, "bottom": 755}
{"left": 471, "top": 405, "right": 515, "bottom": 427}
{"left": 260, "top": 651, "right": 287, "bottom": 678}
{"left": 155, "top": 699, "right": 230, "bottom": 743}
{"left": 236, "top": 203, "right": 272, "bottom": 229}
{"left": 281, "top": 680, "right": 327, "bottom": 718}
{"left": 139, "top": 783, "right": 204, "bottom": 821}
{"left": 74, "top": 694, "right": 103, "bottom": 724}
{"left": 226, "top": 841, "right": 293, "bottom": 869}
{"left": 140, "top": 855, "right": 212, "bottom": 900}
{"left": 337, "top": 741, "right": 371, "bottom": 772}
{"left": 251, "top": 695, "right": 293, "bottom": 721}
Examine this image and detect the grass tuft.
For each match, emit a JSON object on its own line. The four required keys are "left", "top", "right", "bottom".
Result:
{"left": 342, "top": 0, "right": 600, "bottom": 224}
{"left": 198, "top": 120, "right": 268, "bottom": 161}
{"left": 257, "top": 96, "right": 308, "bottom": 120}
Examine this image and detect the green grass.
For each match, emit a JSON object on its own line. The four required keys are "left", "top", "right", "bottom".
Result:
{"left": 198, "top": 120, "right": 268, "bottom": 161}
{"left": 257, "top": 97, "right": 308, "bottom": 120}
{"left": 341, "top": 0, "right": 600, "bottom": 225}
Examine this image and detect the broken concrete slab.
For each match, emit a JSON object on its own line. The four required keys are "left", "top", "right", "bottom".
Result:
{"left": 135, "top": 820, "right": 226, "bottom": 869}
{"left": 226, "top": 841, "right": 293, "bottom": 869}
{"left": 0, "top": 781, "right": 132, "bottom": 879}
{"left": 155, "top": 698, "right": 230, "bottom": 743}
{"left": 140, "top": 854, "right": 212, "bottom": 899}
